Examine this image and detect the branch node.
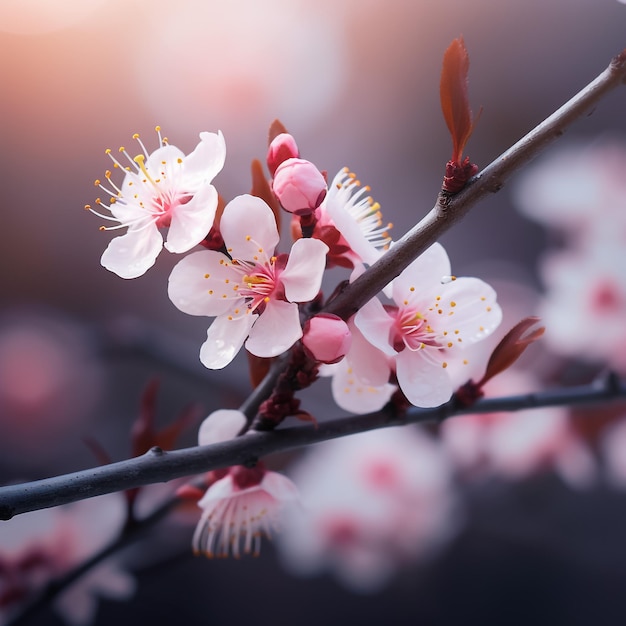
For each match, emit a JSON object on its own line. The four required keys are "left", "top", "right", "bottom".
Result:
{"left": 149, "top": 446, "right": 164, "bottom": 457}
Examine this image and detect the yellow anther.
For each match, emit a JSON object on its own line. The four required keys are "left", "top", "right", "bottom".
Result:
{"left": 132, "top": 133, "right": 140, "bottom": 139}
{"left": 442, "top": 362, "right": 448, "bottom": 368}
{"left": 155, "top": 125, "right": 161, "bottom": 132}
{"left": 450, "top": 301, "right": 457, "bottom": 307}
{"left": 84, "top": 204, "right": 91, "bottom": 210}
{"left": 94, "top": 180, "right": 101, "bottom": 186}
{"left": 105, "top": 148, "right": 111, "bottom": 154}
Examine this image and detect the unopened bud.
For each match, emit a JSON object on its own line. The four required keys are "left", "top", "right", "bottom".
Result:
{"left": 302, "top": 314, "right": 352, "bottom": 364}
{"left": 272, "top": 158, "right": 327, "bottom": 216}
{"left": 267, "top": 133, "right": 300, "bottom": 176}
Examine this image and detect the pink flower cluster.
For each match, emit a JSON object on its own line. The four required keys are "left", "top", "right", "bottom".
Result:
{"left": 90, "top": 128, "right": 502, "bottom": 410}
{"left": 513, "top": 141, "right": 626, "bottom": 373}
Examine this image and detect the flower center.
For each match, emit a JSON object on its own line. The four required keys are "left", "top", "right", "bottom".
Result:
{"left": 390, "top": 306, "right": 440, "bottom": 352}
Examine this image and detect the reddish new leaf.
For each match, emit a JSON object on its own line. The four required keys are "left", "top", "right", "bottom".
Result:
{"left": 268, "top": 118, "right": 289, "bottom": 145}
{"left": 480, "top": 316, "right": 545, "bottom": 386}
{"left": 250, "top": 158, "right": 281, "bottom": 233}
{"left": 440, "top": 37, "right": 476, "bottom": 163}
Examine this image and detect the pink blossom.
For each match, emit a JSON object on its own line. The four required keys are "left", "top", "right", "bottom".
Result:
{"left": 266, "top": 132, "right": 299, "bottom": 176}
{"left": 302, "top": 314, "right": 352, "bottom": 364}
{"left": 193, "top": 464, "right": 299, "bottom": 559}
{"left": 168, "top": 194, "right": 328, "bottom": 369}
{"left": 441, "top": 370, "right": 596, "bottom": 487}
{"left": 276, "top": 427, "right": 457, "bottom": 592}
{"left": 272, "top": 158, "right": 327, "bottom": 216}
{"left": 0, "top": 494, "right": 134, "bottom": 626}
{"left": 513, "top": 141, "right": 626, "bottom": 244}
{"left": 355, "top": 242, "right": 502, "bottom": 407}
{"left": 538, "top": 245, "right": 626, "bottom": 371}
{"left": 88, "top": 128, "right": 226, "bottom": 278}
{"left": 320, "top": 167, "right": 393, "bottom": 267}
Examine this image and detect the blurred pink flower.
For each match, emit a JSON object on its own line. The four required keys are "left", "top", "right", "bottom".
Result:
{"left": 89, "top": 128, "right": 225, "bottom": 279}
{"left": 0, "top": 494, "right": 134, "bottom": 626}
{"left": 538, "top": 245, "right": 626, "bottom": 371}
{"left": 513, "top": 140, "right": 626, "bottom": 245}
{"left": 276, "top": 427, "right": 457, "bottom": 592}
{"left": 441, "top": 370, "right": 596, "bottom": 487}
{"left": 168, "top": 194, "right": 328, "bottom": 369}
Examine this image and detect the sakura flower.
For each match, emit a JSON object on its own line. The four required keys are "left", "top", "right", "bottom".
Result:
{"left": 320, "top": 167, "right": 393, "bottom": 267}
{"left": 87, "top": 127, "right": 226, "bottom": 279}
{"left": 538, "top": 244, "right": 626, "bottom": 372}
{"left": 193, "top": 463, "right": 299, "bottom": 559}
{"left": 355, "top": 242, "right": 502, "bottom": 407}
{"left": 0, "top": 493, "right": 134, "bottom": 626}
{"left": 168, "top": 194, "right": 328, "bottom": 369}
{"left": 276, "top": 427, "right": 458, "bottom": 592}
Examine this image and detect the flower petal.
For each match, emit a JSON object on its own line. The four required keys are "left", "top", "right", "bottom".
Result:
{"left": 165, "top": 183, "right": 218, "bottom": 253}
{"left": 220, "top": 195, "right": 279, "bottom": 260}
{"left": 392, "top": 243, "right": 451, "bottom": 306}
{"left": 281, "top": 238, "right": 329, "bottom": 302}
{"left": 331, "top": 360, "right": 396, "bottom": 414}
{"left": 198, "top": 409, "right": 247, "bottom": 445}
{"left": 200, "top": 313, "right": 256, "bottom": 369}
{"left": 100, "top": 225, "right": 163, "bottom": 279}
{"left": 435, "top": 277, "right": 502, "bottom": 344}
{"left": 168, "top": 250, "right": 236, "bottom": 317}
{"left": 354, "top": 297, "right": 396, "bottom": 356}
{"left": 396, "top": 349, "right": 453, "bottom": 408}
{"left": 183, "top": 130, "right": 227, "bottom": 184}
{"left": 245, "top": 300, "right": 302, "bottom": 357}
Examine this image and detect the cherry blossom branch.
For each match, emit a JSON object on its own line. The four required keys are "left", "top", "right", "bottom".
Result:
{"left": 1, "top": 373, "right": 624, "bottom": 521}
{"left": 324, "top": 47, "right": 626, "bottom": 320}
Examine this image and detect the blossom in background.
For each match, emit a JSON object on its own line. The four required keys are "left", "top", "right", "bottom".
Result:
{"left": 0, "top": 494, "right": 134, "bottom": 626}
{"left": 440, "top": 370, "right": 596, "bottom": 487}
{"left": 512, "top": 140, "right": 626, "bottom": 244}
{"left": 168, "top": 194, "right": 328, "bottom": 369}
{"left": 192, "top": 409, "right": 299, "bottom": 559}
{"left": 355, "top": 242, "right": 502, "bottom": 407}
{"left": 87, "top": 128, "right": 226, "bottom": 279}
{"left": 537, "top": 246, "right": 626, "bottom": 372}
{"left": 276, "top": 427, "right": 457, "bottom": 592}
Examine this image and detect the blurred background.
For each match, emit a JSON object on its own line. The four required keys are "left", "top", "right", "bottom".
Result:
{"left": 1, "top": 0, "right": 626, "bottom": 624}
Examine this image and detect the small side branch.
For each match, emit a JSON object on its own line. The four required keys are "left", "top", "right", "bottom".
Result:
{"left": 1, "top": 374, "right": 624, "bottom": 520}
{"left": 324, "top": 48, "right": 626, "bottom": 321}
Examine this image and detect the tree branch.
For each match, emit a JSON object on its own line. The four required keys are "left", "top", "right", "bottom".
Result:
{"left": 1, "top": 374, "right": 624, "bottom": 521}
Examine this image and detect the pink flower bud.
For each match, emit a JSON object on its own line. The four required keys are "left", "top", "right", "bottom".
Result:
{"left": 302, "top": 314, "right": 352, "bottom": 364}
{"left": 272, "top": 158, "right": 328, "bottom": 216}
{"left": 267, "top": 133, "right": 300, "bottom": 176}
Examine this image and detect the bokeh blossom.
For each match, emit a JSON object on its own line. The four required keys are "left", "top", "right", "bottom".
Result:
{"left": 88, "top": 129, "right": 226, "bottom": 279}
{"left": 168, "top": 194, "right": 328, "bottom": 369}
{"left": 276, "top": 427, "right": 457, "bottom": 592}
{"left": 0, "top": 494, "right": 134, "bottom": 626}
{"left": 441, "top": 370, "right": 596, "bottom": 487}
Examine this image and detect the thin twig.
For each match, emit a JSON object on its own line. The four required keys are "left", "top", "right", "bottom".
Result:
{"left": 1, "top": 374, "right": 624, "bottom": 521}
